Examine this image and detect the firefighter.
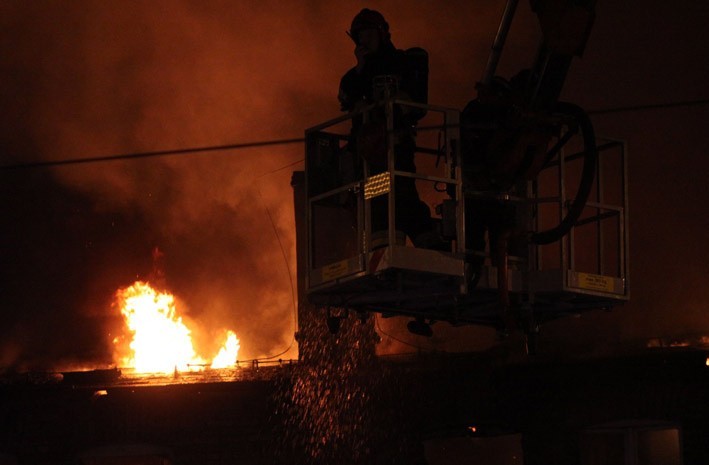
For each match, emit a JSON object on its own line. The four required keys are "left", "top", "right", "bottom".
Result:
{"left": 339, "top": 8, "right": 438, "bottom": 249}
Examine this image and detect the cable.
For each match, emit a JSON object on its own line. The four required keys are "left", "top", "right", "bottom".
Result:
{"left": 588, "top": 98, "right": 709, "bottom": 115}
{"left": 0, "top": 137, "right": 305, "bottom": 171}
{"left": 374, "top": 314, "right": 436, "bottom": 352}
{"left": 256, "top": 158, "right": 304, "bottom": 179}
{"left": 532, "top": 101, "right": 597, "bottom": 245}
{"left": 417, "top": 97, "right": 709, "bottom": 132}
{"left": 251, "top": 186, "right": 298, "bottom": 362}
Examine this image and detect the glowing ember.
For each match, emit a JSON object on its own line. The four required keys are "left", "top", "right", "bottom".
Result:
{"left": 113, "top": 281, "right": 240, "bottom": 373}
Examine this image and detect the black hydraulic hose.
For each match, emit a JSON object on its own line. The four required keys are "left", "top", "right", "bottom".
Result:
{"left": 543, "top": 122, "right": 578, "bottom": 167}
{"left": 531, "top": 102, "right": 597, "bottom": 245}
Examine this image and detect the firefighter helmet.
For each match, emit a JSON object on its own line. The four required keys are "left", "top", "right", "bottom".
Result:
{"left": 348, "top": 9, "right": 390, "bottom": 43}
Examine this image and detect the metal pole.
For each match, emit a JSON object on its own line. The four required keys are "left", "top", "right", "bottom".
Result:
{"left": 387, "top": 97, "right": 397, "bottom": 250}
{"left": 597, "top": 141, "right": 605, "bottom": 275}
{"left": 480, "top": 0, "right": 520, "bottom": 87}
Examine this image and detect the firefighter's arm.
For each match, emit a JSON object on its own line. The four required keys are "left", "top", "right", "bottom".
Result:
{"left": 338, "top": 68, "right": 363, "bottom": 112}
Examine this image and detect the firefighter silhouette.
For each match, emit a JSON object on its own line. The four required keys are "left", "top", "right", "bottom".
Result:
{"left": 338, "top": 9, "right": 438, "bottom": 248}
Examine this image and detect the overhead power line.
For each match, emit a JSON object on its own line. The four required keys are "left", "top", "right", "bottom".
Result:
{"left": 588, "top": 98, "right": 709, "bottom": 115}
{"left": 1, "top": 137, "right": 305, "bottom": 171}
{"left": 2, "top": 98, "right": 708, "bottom": 171}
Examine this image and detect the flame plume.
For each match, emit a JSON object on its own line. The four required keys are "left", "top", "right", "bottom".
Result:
{"left": 113, "top": 281, "right": 239, "bottom": 373}
{"left": 211, "top": 330, "right": 240, "bottom": 369}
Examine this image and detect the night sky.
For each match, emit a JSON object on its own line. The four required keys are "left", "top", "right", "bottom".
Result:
{"left": 1, "top": 1, "right": 708, "bottom": 370}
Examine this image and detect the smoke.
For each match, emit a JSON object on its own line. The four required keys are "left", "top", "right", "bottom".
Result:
{"left": 0, "top": 0, "right": 516, "bottom": 369}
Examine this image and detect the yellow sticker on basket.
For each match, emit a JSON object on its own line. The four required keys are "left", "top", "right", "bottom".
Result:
{"left": 321, "top": 259, "right": 351, "bottom": 282}
{"left": 575, "top": 272, "right": 615, "bottom": 293}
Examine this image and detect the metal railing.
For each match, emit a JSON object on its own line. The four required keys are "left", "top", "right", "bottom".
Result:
{"left": 304, "top": 98, "right": 462, "bottom": 292}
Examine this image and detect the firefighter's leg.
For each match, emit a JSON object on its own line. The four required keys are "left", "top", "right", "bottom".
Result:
{"left": 395, "top": 177, "right": 434, "bottom": 245}
{"left": 393, "top": 137, "right": 446, "bottom": 249}
{"left": 465, "top": 198, "right": 489, "bottom": 282}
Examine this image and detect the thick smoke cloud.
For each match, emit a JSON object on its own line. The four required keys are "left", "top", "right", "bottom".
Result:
{"left": 2, "top": 0, "right": 708, "bottom": 369}
{"left": 0, "top": 0, "right": 511, "bottom": 369}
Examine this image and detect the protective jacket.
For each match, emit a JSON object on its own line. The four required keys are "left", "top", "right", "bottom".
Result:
{"left": 338, "top": 42, "right": 428, "bottom": 124}
{"left": 337, "top": 41, "right": 433, "bottom": 242}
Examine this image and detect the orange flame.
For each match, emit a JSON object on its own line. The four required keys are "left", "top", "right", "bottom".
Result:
{"left": 211, "top": 330, "right": 240, "bottom": 369}
{"left": 113, "top": 281, "right": 239, "bottom": 373}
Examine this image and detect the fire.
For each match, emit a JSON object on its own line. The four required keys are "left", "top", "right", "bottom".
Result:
{"left": 211, "top": 330, "right": 240, "bottom": 369}
{"left": 113, "top": 281, "right": 240, "bottom": 373}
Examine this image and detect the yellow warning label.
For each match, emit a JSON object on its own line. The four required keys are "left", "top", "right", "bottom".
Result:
{"left": 321, "top": 259, "right": 351, "bottom": 282}
{"left": 575, "top": 272, "right": 615, "bottom": 293}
